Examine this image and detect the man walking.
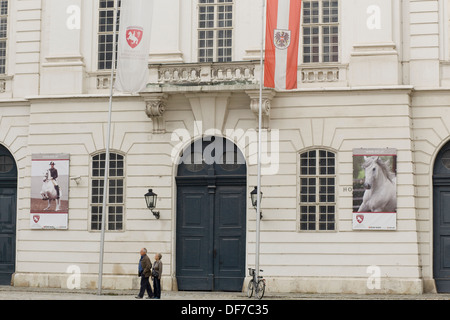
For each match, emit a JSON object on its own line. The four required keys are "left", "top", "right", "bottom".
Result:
{"left": 136, "top": 248, "right": 153, "bottom": 299}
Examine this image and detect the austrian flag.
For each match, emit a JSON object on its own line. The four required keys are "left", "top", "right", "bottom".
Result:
{"left": 264, "top": 0, "right": 302, "bottom": 90}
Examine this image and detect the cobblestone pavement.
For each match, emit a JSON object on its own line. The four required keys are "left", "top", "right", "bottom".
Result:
{"left": 0, "top": 286, "right": 449, "bottom": 300}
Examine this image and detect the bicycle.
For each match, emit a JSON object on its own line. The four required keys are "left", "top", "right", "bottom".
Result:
{"left": 247, "top": 268, "right": 266, "bottom": 300}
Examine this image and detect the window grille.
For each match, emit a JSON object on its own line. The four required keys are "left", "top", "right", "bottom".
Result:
{"left": 302, "top": 0, "right": 339, "bottom": 64}
{"left": 91, "top": 152, "right": 125, "bottom": 231}
{"left": 198, "top": 0, "right": 233, "bottom": 62}
{"left": 98, "top": 0, "right": 121, "bottom": 70}
{"left": 299, "top": 149, "right": 336, "bottom": 231}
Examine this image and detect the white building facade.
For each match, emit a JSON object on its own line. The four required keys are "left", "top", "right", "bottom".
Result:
{"left": 0, "top": 0, "right": 450, "bottom": 294}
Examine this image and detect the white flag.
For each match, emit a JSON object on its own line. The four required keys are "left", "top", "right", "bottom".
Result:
{"left": 115, "top": 0, "right": 154, "bottom": 93}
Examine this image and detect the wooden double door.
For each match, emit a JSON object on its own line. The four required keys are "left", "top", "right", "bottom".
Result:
{"left": 433, "top": 141, "right": 450, "bottom": 293}
{"left": 0, "top": 145, "right": 17, "bottom": 285}
{"left": 176, "top": 137, "right": 247, "bottom": 292}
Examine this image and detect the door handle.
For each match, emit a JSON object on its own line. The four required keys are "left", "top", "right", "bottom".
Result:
{"left": 213, "top": 248, "right": 217, "bottom": 258}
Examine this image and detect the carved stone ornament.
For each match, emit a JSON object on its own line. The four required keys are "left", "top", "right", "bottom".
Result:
{"left": 246, "top": 90, "right": 276, "bottom": 130}
{"left": 143, "top": 93, "right": 169, "bottom": 134}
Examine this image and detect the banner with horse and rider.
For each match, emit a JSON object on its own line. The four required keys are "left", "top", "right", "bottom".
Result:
{"left": 30, "top": 154, "right": 69, "bottom": 229}
{"left": 352, "top": 148, "right": 397, "bottom": 230}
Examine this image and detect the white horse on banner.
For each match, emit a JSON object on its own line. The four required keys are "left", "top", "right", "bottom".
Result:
{"left": 40, "top": 170, "right": 62, "bottom": 211}
{"left": 127, "top": 31, "right": 139, "bottom": 45}
{"left": 358, "top": 156, "right": 396, "bottom": 212}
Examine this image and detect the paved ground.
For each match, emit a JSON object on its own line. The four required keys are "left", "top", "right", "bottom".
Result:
{"left": 0, "top": 286, "right": 449, "bottom": 300}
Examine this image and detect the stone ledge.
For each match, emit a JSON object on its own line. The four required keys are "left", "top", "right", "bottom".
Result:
{"left": 13, "top": 273, "right": 173, "bottom": 292}
{"left": 13, "top": 273, "right": 424, "bottom": 295}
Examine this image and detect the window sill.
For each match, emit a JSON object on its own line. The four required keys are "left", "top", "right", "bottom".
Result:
{"left": 88, "top": 229, "right": 126, "bottom": 233}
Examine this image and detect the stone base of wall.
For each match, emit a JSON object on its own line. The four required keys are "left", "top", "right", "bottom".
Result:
{"left": 246, "top": 277, "right": 424, "bottom": 295}
{"left": 13, "top": 273, "right": 174, "bottom": 292}
{"left": 14, "top": 273, "right": 425, "bottom": 295}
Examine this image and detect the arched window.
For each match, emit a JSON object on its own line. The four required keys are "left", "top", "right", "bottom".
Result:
{"left": 90, "top": 152, "right": 125, "bottom": 231}
{"left": 0, "top": 153, "right": 13, "bottom": 173}
{"left": 299, "top": 149, "right": 336, "bottom": 231}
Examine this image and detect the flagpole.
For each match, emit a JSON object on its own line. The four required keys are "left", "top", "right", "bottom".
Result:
{"left": 255, "top": 0, "right": 266, "bottom": 286}
{"left": 97, "top": 0, "right": 118, "bottom": 296}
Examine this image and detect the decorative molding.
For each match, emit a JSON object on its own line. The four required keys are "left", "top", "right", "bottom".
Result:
{"left": 42, "top": 55, "right": 85, "bottom": 68}
{"left": 246, "top": 89, "right": 276, "bottom": 129}
{"left": 97, "top": 76, "right": 110, "bottom": 90}
{"left": 351, "top": 42, "right": 398, "bottom": 57}
{"left": 243, "top": 49, "right": 263, "bottom": 61}
{"left": 85, "top": 72, "right": 115, "bottom": 90}
{"left": 142, "top": 93, "right": 169, "bottom": 134}
{"left": 0, "top": 75, "right": 13, "bottom": 94}
{"left": 299, "top": 64, "right": 348, "bottom": 85}
{"left": 0, "top": 79, "right": 6, "bottom": 93}
{"left": 95, "top": 74, "right": 113, "bottom": 90}
{"left": 149, "top": 52, "right": 184, "bottom": 64}
{"left": 150, "top": 61, "right": 259, "bottom": 86}
{"left": 211, "top": 63, "right": 256, "bottom": 83}
{"left": 157, "top": 65, "right": 202, "bottom": 84}
{"left": 301, "top": 66, "right": 340, "bottom": 83}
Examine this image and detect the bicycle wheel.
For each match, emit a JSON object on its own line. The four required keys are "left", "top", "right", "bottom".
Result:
{"left": 255, "top": 280, "right": 265, "bottom": 300}
{"left": 247, "top": 280, "right": 254, "bottom": 298}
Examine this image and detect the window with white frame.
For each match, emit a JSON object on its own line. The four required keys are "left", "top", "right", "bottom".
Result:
{"left": 98, "top": 0, "right": 121, "bottom": 70}
{"left": 91, "top": 152, "right": 125, "bottom": 231}
{"left": 299, "top": 149, "right": 336, "bottom": 231}
{"left": 0, "top": 0, "right": 8, "bottom": 74}
{"left": 302, "top": 0, "right": 339, "bottom": 64}
{"left": 198, "top": 0, "right": 233, "bottom": 63}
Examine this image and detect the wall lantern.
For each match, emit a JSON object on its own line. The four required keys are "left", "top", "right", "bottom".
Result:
{"left": 250, "top": 186, "right": 263, "bottom": 219}
{"left": 144, "top": 189, "right": 160, "bottom": 219}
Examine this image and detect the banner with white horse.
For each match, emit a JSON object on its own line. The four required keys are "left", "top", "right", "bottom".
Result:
{"left": 352, "top": 149, "right": 397, "bottom": 230}
{"left": 30, "top": 154, "right": 70, "bottom": 229}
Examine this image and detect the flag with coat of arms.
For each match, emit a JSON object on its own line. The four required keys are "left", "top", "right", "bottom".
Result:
{"left": 264, "top": 0, "right": 302, "bottom": 90}
{"left": 115, "top": 0, "right": 154, "bottom": 93}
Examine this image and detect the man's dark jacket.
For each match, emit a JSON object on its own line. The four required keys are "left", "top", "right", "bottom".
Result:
{"left": 139, "top": 254, "right": 152, "bottom": 278}
{"left": 49, "top": 168, "right": 58, "bottom": 180}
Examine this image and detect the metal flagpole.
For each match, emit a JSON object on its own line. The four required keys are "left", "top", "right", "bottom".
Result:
{"left": 97, "top": 0, "right": 118, "bottom": 296}
{"left": 255, "top": 0, "right": 266, "bottom": 285}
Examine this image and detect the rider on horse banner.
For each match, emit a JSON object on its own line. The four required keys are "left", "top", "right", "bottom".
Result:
{"left": 47, "top": 161, "right": 60, "bottom": 199}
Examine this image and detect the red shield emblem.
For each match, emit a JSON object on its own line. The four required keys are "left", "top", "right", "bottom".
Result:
{"left": 356, "top": 214, "right": 364, "bottom": 224}
{"left": 126, "top": 26, "right": 144, "bottom": 49}
{"left": 33, "top": 215, "right": 40, "bottom": 223}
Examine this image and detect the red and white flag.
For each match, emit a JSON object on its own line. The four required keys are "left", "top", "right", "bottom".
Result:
{"left": 115, "top": 0, "right": 154, "bottom": 93}
{"left": 264, "top": 0, "right": 302, "bottom": 90}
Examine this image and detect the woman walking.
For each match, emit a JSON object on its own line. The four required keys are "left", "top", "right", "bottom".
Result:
{"left": 152, "top": 253, "right": 163, "bottom": 299}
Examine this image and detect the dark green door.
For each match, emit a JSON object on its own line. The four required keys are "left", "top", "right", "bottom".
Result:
{"left": 433, "top": 141, "right": 450, "bottom": 293}
{"left": 176, "top": 185, "right": 213, "bottom": 290}
{"left": 214, "top": 185, "right": 246, "bottom": 291}
{"left": 433, "top": 186, "right": 450, "bottom": 293}
{"left": 176, "top": 137, "right": 247, "bottom": 292}
{"left": 0, "top": 145, "right": 17, "bottom": 285}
